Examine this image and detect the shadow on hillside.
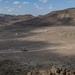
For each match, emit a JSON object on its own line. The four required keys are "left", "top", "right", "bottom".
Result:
{"left": 0, "top": 23, "right": 50, "bottom": 39}
{"left": 0, "top": 48, "right": 75, "bottom": 69}
{"left": 0, "top": 17, "right": 75, "bottom": 39}
{"left": 0, "top": 39, "right": 75, "bottom": 70}
{"left": 0, "top": 40, "right": 62, "bottom": 50}
{"left": 58, "top": 17, "right": 74, "bottom": 24}
{"left": 0, "top": 38, "right": 75, "bottom": 68}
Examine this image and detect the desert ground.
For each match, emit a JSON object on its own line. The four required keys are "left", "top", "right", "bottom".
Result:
{"left": 0, "top": 25, "right": 75, "bottom": 69}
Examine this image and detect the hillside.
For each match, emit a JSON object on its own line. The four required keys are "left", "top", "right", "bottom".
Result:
{"left": 12, "top": 8, "right": 75, "bottom": 28}
{"left": 44, "top": 8, "right": 75, "bottom": 25}
{"left": 0, "top": 14, "right": 35, "bottom": 25}
{"left": 0, "top": 8, "right": 75, "bottom": 26}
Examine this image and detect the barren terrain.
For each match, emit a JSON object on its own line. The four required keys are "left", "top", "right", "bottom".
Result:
{"left": 0, "top": 25, "right": 75, "bottom": 69}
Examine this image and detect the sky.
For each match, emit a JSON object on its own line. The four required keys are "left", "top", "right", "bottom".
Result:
{"left": 0, "top": 0, "right": 75, "bottom": 16}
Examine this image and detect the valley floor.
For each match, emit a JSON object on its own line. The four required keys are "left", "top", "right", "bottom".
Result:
{"left": 0, "top": 25, "right": 75, "bottom": 69}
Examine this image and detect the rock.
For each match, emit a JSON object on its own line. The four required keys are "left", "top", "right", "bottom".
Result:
{"left": 66, "top": 72, "right": 70, "bottom": 75}
{"left": 27, "top": 71, "right": 32, "bottom": 75}
{"left": 51, "top": 65, "right": 60, "bottom": 74}
{"left": 27, "top": 66, "right": 75, "bottom": 75}
{"left": 60, "top": 71, "right": 66, "bottom": 75}
{"left": 39, "top": 70, "right": 48, "bottom": 75}
{"left": 27, "top": 70, "right": 52, "bottom": 75}
{"left": 21, "top": 48, "right": 28, "bottom": 52}
{"left": 70, "top": 70, "right": 75, "bottom": 75}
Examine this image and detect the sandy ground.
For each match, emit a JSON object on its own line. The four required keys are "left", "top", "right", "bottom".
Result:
{"left": 0, "top": 25, "right": 75, "bottom": 69}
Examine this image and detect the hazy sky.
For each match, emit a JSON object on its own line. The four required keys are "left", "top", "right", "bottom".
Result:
{"left": 0, "top": 0, "right": 75, "bottom": 16}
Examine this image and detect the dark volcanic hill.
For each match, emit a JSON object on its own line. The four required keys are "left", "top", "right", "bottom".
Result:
{"left": 13, "top": 8, "right": 75, "bottom": 28}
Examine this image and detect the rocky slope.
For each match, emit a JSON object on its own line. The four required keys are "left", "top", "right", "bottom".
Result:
{"left": 13, "top": 8, "right": 75, "bottom": 28}
{"left": 0, "top": 60, "right": 75, "bottom": 75}
{"left": 27, "top": 66, "right": 75, "bottom": 75}
{"left": 44, "top": 8, "right": 75, "bottom": 25}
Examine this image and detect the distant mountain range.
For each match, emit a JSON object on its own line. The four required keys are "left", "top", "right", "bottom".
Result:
{"left": 0, "top": 14, "right": 35, "bottom": 25}
{"left": 0, "top": 8, "right": 75, "bottom": 26}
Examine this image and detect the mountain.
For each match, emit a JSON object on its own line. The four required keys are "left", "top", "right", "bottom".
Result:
{"left": 0, "top": 14, "right": 35, "bottom": 25}
{"left": 13, "top": 8, "right": 75, "bottom": 28}
{"left": 43, "top": 8, "right": 75, "bottom": 25}
{"left": 0, "top": 14, "right": 6, "bottom": 17}
{"left": 0, "top": 8, "right": 75, "bottom": 26}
